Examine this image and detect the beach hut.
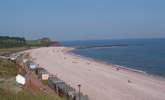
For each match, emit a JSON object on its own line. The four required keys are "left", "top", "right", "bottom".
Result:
{"left": 29, "top": 63, "right": 37, "bottom": 69}
{"left": 57, "top": 83, "right": 76, "bottom": 97}
{"left": 67, "top": 91, "right": 79, "bottom": 100}
{"left": 48, "top": 76, "right": 89, "bottom": 100}
{"left": 48, "top": 76, "right": 65, "bottom": 94}
{"left": 48, "top": 76, "right": 76, "bottom": 96}
{"left": 67, "top": 91, "right": 90, "bottom": 100}
{"left": 37, "top": 68, "right": 49, "bottom": 80}
{"left": 26, "top": 61, "right": 38, "bottom": 70}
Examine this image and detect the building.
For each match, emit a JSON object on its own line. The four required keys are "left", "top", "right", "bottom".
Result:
{"left": 36, "top": 68, "right": 49, "bottom": 80}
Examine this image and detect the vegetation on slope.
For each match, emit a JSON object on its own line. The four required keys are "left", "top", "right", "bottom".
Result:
{"left": 0, "top": 58, "right": 61, "bottom": 100}
{"left": 0, "top": 59, "right": 18, "bottom": 78}
{"left": 0, "top": 35, "right": 61, "bottom": 100}
{"left": 26, "top": 37, "right": 51, "bottom": 47}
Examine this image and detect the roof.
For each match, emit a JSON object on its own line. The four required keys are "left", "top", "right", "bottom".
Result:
{"left": 37, "top": 67, "right": 49, "bottom": 74}
{"left": 41, "top": 69, "right": 49, "bottom": 74}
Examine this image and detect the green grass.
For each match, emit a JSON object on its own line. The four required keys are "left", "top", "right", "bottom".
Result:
{"left": 0, "top": 59, "right": 18, "bottom": 79}
{"left": 42, "top": 80, "right": 48, "bottom": 85}
{"left": 26, "top": 40, "right": 42, "bottom": 47}
{"left": 0, "top": 59, "right": 22, "bottom": 94}
{"left": 0, "top": 89, "right": 61, "bottom": 100}
{"left": 0, "top": 59, "right": 62, "bottom": 100}
{"left": 0, "top": 45, "right": 62, "bottom": 100}
{"left": 26, "top": 39, "right": 49, "bottom": 47}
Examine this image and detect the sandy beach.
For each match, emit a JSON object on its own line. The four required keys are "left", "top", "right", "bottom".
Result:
{"left": 28, "top": 47, "right": 165, "bottom": 100}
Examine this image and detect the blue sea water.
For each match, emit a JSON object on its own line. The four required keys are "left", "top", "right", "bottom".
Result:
{"left": 62, "top": 38, "right": 165, "bottom": 77}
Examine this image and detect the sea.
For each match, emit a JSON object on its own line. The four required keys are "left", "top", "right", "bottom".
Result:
{"left": 62, "top": 38, "right": 165, "bottom": 77}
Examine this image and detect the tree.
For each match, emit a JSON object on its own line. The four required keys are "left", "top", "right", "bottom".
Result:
{"left": 0, "top": 35, "right": 26, "bottom": 48}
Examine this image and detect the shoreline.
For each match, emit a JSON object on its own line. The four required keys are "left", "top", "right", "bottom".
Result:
{"left": 68, "top": 47, "right": 165, "bottom": 81}
{"left": 28, "top": 47, "right": 165, "bottom": 100}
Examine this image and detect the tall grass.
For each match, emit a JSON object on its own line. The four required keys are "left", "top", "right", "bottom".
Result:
{"left": 0, "top": 59, "right": 18, "bottom": 78}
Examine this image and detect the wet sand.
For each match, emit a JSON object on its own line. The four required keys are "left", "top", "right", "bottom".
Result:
{"left": 28, "top": 47, "right": 165, "bottom": 100}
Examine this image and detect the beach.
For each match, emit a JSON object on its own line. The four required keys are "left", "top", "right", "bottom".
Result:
{"left": 28, "top": 47, "right": 165, "bottom": 100}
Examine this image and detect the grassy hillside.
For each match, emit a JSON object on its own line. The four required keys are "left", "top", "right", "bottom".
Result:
{"left": 26, "top": 39, "right": 49, "bottom": 47}
{"left": 0, "top": 89, "right": 61, "bottom": 100}
{"left": 0, "top": 59, "right": 18, "bottom": 79}
{"left": 0, "top": 36, "right": 62, "bottom": 100}
{"left": 26, "top": 40, "right": 43, "bottom": 47}
{"left": 0, "top": 59, "right": 62, "bottom": 100}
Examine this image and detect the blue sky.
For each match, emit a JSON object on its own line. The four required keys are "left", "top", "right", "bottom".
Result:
{"left": 0, "top": 0, "right": 165, "bottom": 41}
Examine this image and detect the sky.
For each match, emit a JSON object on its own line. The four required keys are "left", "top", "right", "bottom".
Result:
{"left": 0, "top": 0, "right": 165, "bottom": 41}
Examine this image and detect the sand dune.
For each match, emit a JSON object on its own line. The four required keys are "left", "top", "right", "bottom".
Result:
{"left": 28, "top": 47, "right": 165, "bottom": 100}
